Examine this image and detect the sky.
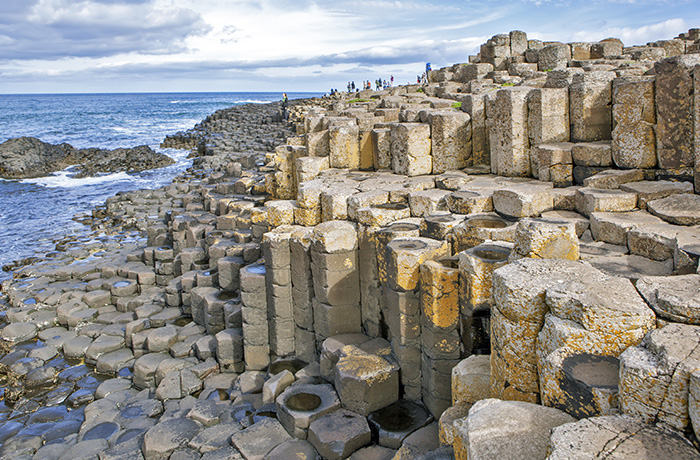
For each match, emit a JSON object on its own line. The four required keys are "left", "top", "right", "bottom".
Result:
{"left": 1, "top": 0, "right": 699, "bottom": 94}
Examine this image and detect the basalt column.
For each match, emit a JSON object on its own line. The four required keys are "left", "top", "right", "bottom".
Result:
{"left": 262, "top": 225, "right": 300, "bottom": 359}
{"left": 290, "top": 227, "right": 317, "bottom": 363}
{"left": 386, "top": 237, "right": 450, "bottom": 400}
{"left": 240, "top": 263, "right": 270, "bottom": 370}
{"left": 458, "top": 241, "right": 513, "bottom": 357}
{"left": 310, "top": 221, "right": 362, "bottom": 345}
{"left": 420, "top": 258, "right": 461, "bottom": 417}
{"left": 374, "top": 222, "right": 422, "bottom": 338}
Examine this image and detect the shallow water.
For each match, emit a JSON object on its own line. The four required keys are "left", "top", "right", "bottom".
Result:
{"left": 0, "top": 92, "right": 320, "bottom": 281}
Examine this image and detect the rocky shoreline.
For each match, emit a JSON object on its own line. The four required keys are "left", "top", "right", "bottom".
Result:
{"left": 1, "top": 27, "right": 700, "bottom": 460}
{"left": 0, "top": 137, "right": 176, "bottom": 180}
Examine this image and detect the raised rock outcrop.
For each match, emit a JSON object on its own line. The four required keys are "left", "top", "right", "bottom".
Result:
{"left": 0, "top": 136, "right": 175, "bottom": 179}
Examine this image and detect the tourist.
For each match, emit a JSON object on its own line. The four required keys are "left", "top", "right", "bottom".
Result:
{"left": 425, "top": 62, "right": 431, "bottom": 83}
{"left": 281, "top": 93, "right": 288, "bottom": 120}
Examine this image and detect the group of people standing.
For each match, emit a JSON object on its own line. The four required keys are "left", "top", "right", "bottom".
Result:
{"left": 340, "top": 75, "right": 395, "bottom": 94}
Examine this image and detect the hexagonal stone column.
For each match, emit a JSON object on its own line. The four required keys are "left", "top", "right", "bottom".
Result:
{"left": 276, "top": 383, "right": 340, "bottom": 439}
{"left": 655, "top": 55, "right": 700, "bottom": 169}
{"left": 334, "top": 345, "right": 399, "bottom": 416}
{"left": 429, "top": 111, "right": 472, "bottom": 174}
{"left": 612, "top": 76, "right": 657, "bottom": 169}
{"left": 459, "top": 241, "right": 512, "bottom": 355}
{"left": 452, "top": 398, "right": 574, "bottom": 460}
{"left": 537, "top": 276, "right": 655, "bottom": 418}
{"left": 263, "top": 226, "right": 300, "bottom": 358}
{"left": 308, "top": 409, "right": 371, "bottom": 460}
{"left": 390, "top": 123, "right": 432, "bottom": 176}
{"left": 490, "top": 259, "right": 605, "bottom": 402}
{"left": 487, "top": 87, "right": 533, "bottom": 177}
{"left": 311, "top": 221, "right": 361, "bottom": 344}
{"left": 569, "top": 71, "right": 616, "bottom": 142}
{"left": 240, "top": 263, "right": 269, "bottom": 370}
{"left": 620, "top": 323, "right": 700, "bottom": 432}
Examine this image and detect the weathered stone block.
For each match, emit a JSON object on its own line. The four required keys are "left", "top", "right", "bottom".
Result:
{"left": 390, "top": 123, "right": 432, "bottom": 176}
{"left": 548, "top": 415, "right": 700, "bottom": 459}
{"left": 512, "top": 217, "right": 579, "bottom": 260}
{"left": 492, "top": 182, "right": 554, "bottom": 218}
{"left": 570, "top": 71, "right": 615, "bottom": 142}
{"left": 619, "top": 323, "right": 700, "bottom": 432}
{"left": 386, "top": 237, "right": 451, "bottom": 292}
{"left": 528, "top": 88, "right": 569, "bottom": 146}
{"left": 334, "top": 345, "right": 399, "bottom": 416}
{"left": 575, "top": 188, "right": 637, "bottom": 217}
{"left": 612, "top": 76, "right": 657, "bottom": 169}
{"left": 537, "top": 43, "right": 571, "bottom": 71}
{"left": 636, "top": 274, "right": 700, "bottom": 325}
{"left": 488, "top": 87, "right": 533, "bottom": 176}
{"left": 372, "top": 128, "right": 392, "bottom": 170}
{"left": 451, "top": 399, "right": 574, "bottom": 460}
{"left": 490, "top": 259, "right": 605, "bottom": 401}
{"left": 461, "top": 93, "right": 490, "bottom": 166}
{"left": 589, "top": 211, "right": 664, "bottom": 246}
{"left": 452, "top": 355, "right": 491, "bottom": 405}
{"left": 571, "top": 141, "right": 613, "bottom": 167}
{"left": 430, "top": 111, "right": 472, "bottom": 173}
{"left": 329, "top": 125, "right": 360, "bottom": 170}
{"left": 420, "top": 259, "right": 460, "bottom": 332}
{"left": 655, "top": 55, "right": 700, "bottom": 169}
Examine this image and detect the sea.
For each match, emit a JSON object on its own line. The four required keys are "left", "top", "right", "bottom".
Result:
{"left": 0, "top": 92, "right": 321, "bottom": 282}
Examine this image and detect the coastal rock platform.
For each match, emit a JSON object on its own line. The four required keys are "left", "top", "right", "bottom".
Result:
{"left": 2, "top": 26, "right": 700, "bottom": 460}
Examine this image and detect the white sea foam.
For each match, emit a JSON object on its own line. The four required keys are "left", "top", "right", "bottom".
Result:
{"left": 236, "top": 99, "right": 273, "bottom": 104}
{"left": 22, "top": 169, "right": 133, "bottom": 188}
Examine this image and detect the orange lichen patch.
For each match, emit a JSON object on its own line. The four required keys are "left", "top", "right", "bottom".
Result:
{"left": 421, "top": 260, "right": 459, "bottom": 330}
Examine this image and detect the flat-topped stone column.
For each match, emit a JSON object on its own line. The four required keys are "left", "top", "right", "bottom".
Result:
{"left": 569, "top": 71, "right": 616, "bottom": 142}
{"left": 311, "top": 221, "right": 361, "bottom": 344}
{"left": 263, "top": 226, "right": 300, "bottom": 359}
{"left": 240, "top": 263, "right": 270, "bottom": 370}
{"left": 290, "top": 227, "right": 316, "bottom": 363}
{"left": 490, "top": 259, "right": 606, "bottom": 402}
{"left": 420, "top": 258, "right": 461, "bottom": 417}
{"left": 488, "top": 87, "right": 533, "bottom": 176}
{"left": 612, "top": 76, "right": 657, "bottom": 169}
{"left": 390, "top": 123, "right": 432, "bottom": 176}
{"left": 429, "top": 111, "right": 472, "bottom": 173}
{"left": 655, "top": 55, "right": 700, "bottom": 169}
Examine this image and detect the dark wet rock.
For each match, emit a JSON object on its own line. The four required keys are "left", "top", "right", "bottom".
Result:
{"left": 230, "top": 418, "right": 292, "bottom": 460}
{"left": 0, "top": 420, "right": 24, "bottom": 443}
{"left": 50, "top": 385, "right": 82, "bottom": 409}
{"left": 58, "top": 438, "right": 109, "bottom": 460}
{"left": 367, "top": 400, "right": 433, "bottom": 449}
{"left": 0, "top": 137, "right": 175, "bottom": 179}
{"left": 308, "top": 409, "right": 372, "bottom": 460}
{"left": 266, "top": 439, "right": 319, "bottom": 460}
{"left": 68, "top": 388, "right": 96, "bottom": 407}
{"left": 143, "top": 418, "right": 202, "bottom": 460}
{"left": 27, "top": 405, "right": 68, "bottom": 424}
{"left": 82, "top": 421, "right": 120, "bottom": 441}
{"left": 43, "top": 419, "right": 82, "bottom": 443}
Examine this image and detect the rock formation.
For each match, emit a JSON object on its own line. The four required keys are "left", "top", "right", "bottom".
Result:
{"left": 1, "top": 27, "right": 700, "bottom": 459}
{"left": 0, "top": 136, "right": 175, "bottom": 179}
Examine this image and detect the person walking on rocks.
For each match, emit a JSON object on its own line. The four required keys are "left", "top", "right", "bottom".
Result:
{"left": 425, "top": 62, "right": 431, "bottom": 83}
{"left": 281, "top": 93, "right": 288, "bottom": 120}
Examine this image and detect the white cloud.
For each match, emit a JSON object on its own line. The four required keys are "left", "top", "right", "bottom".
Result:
{"left": 567, "top": 18, "right": 686, "bottom": 45}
